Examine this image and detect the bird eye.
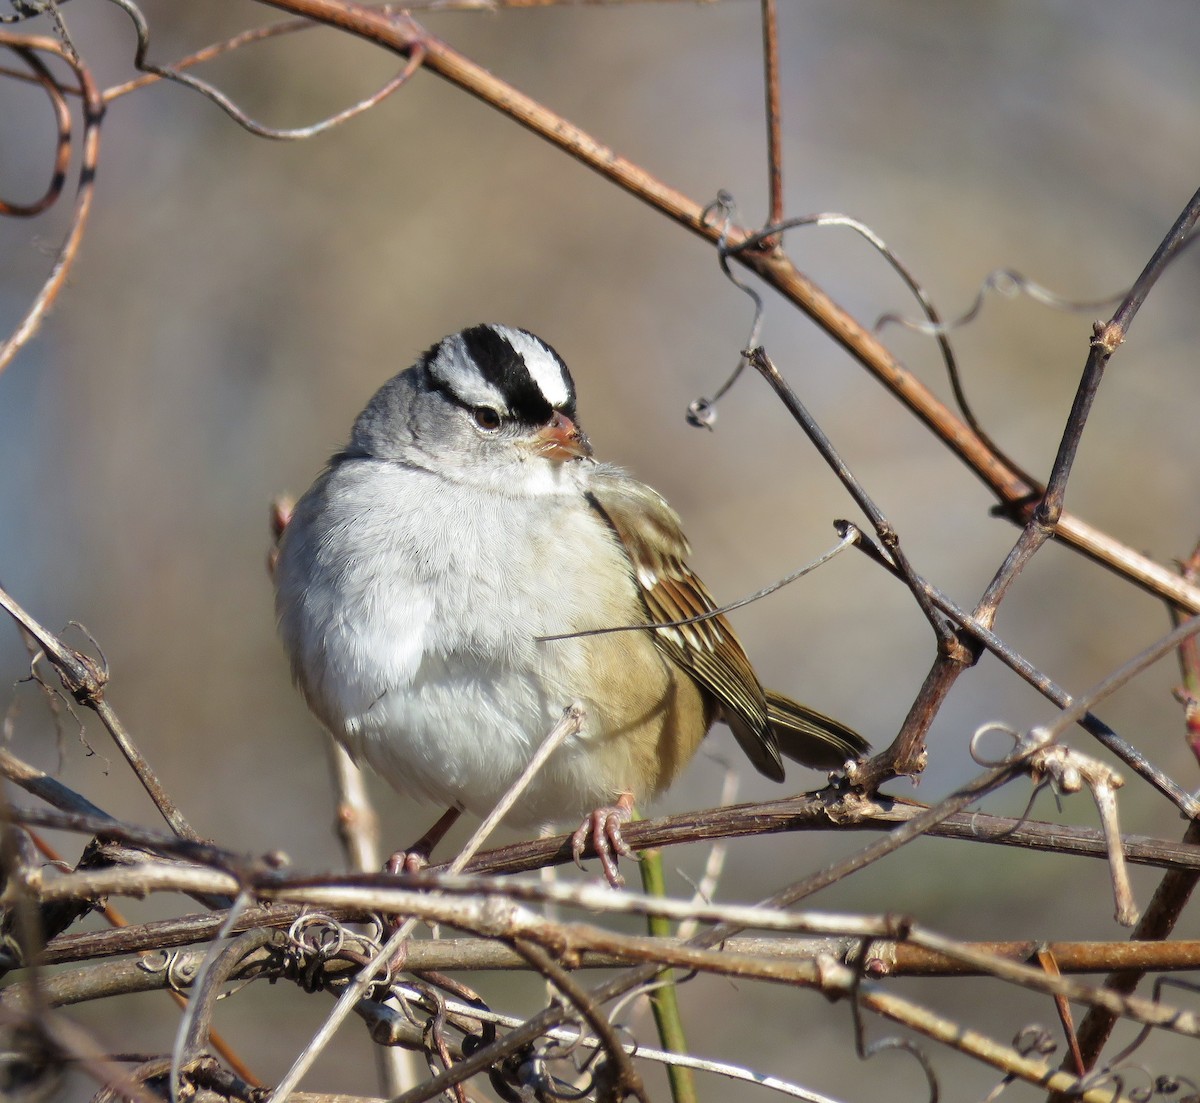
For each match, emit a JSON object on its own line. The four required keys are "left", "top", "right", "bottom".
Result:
{"left": 472, "top": 406, "right": 502, "bottom": 431}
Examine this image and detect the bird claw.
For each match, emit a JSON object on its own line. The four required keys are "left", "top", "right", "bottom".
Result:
{"left": 378, "top": 848, "right": 426, "bottom": 971}
{"left": 383, "top": 807, "right": 461, "bottom": 878}
{"left": 570, "top": 796, "right": 637, "bottom": 888}
{"left": 384, "top": 848, "right": 430, "bottom": 876}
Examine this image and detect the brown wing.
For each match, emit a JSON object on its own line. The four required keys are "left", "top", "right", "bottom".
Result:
{"left": 586, "top": 471, "right": 785, "bottom": 782}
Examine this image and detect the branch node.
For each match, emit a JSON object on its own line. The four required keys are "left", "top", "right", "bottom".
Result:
{"left": 1027, "top": 744, "right": 1139, "bottom": 926}
{"left": 862, "top": 942, "right": 895, "bottom": 978}
{"left": 1091, "top": 318, "right": 1125, "bottom": 356}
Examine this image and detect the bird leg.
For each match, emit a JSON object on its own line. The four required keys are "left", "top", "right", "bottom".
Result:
{"left": 384, "top": 806, "right": 461, "bottom": 875}
{"left": 571, "top": 792, "right": 637, "bottom": 888}
{"left": 379, "top": 807, "right": 462, "bottom": 973}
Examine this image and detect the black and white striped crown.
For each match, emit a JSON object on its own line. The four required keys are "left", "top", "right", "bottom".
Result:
{"left": 422, "top": 323, "right": 577, "bottom": 427}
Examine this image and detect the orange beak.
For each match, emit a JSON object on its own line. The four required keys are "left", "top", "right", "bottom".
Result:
{"left": 533, "top": 410, "right": 592, "bottom": 462}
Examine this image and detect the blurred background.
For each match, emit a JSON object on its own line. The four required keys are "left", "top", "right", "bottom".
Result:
{"left": 3, "top": 1, "right": 1200, "bottom": 1097}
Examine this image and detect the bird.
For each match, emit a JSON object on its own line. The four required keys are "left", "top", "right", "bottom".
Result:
{"left": 272, "top": 323, "right": 868, "bottom": 885}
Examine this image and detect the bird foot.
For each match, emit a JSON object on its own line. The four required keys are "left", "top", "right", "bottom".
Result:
{"left": 379, "top": 808, "right": 462, "bottom": 971}
{"left": 383, "top": 806, "right": 462, "bottom": 878}
{"left": 384, "top": 848, "right": 430, "bottom": 876}
{"left": 570, "top": 794, "right": 636, "bottom": 888}
{"left": 381, "top": 844, "right": 431, "bottom": 959}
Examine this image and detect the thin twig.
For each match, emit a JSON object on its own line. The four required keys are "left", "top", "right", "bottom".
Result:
{"left": 0, "top": 44, "right": 70, "bottom": 216}
{"left": 103, "top": 0, "right": 426, "bottom": 136}
{"left": 0, "top": 31, "right": 101, "bottom": 377}
{"left": 1171, "top": 539, "right": 1200, "bottom": 762}
{"left": 322, "top": 740, "right": 416, "bottom": 1093}
{"left": 817, "top": 960, "right": 1138, "bottom": 1103}
{"left": 977, "top": 185, "right": 1200, "bottom": 626}
{"left": 25, "top": 933, "right": 1200, "bottom": 996}
{"left": 758, "top": 0, "right": 783, "bottom": 248}
{"left": 1049, "top": 544, "right": 1200, "bottom": 1091}
{"left": 722, "top": 214, "right": 1045, "bottom": 489}
{"left": 513, "top": 938, "right": 651, "bottom": 1103}
{"left": 16, "top": 788, "right": 1200, "bottom": 904}
{"left": 856, "top": 542, "right": 1200, "bottom": 816}
{"left": 326, "top": 741, "right": 382, "bottom": 877}
{"left": 0, "top": 581, "right": 200, "bottom": 840}
{"left": 746, "top": 346, "right": 966, "bottom": 787}
{"left": 269, "top": 704, "right": 585, "bottom": 1103}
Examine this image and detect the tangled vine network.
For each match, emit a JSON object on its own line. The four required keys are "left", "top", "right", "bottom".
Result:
{"left": 3, "top": 2, "right": 1200, "bottom": 1102}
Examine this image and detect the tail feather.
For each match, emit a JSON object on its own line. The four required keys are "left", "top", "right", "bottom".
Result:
{"left": 765, "top": 690, "right": 870, "bottom": 770}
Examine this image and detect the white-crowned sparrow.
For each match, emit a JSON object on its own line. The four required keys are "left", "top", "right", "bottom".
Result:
{"left": 273, "top": 324, "right": 868, "bottom": 884}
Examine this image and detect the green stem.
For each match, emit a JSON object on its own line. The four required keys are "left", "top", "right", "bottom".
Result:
{"left": 635, "top": 810, "right": 699, "bottom": 1103}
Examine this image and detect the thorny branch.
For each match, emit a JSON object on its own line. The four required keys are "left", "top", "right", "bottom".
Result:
{"left": 4, "top": 2, "right": 1200, "bottom": 1101}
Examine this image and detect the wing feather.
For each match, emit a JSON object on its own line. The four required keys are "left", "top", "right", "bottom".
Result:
{"left": 585, "top": 470, "right": 785, "bottom": 782}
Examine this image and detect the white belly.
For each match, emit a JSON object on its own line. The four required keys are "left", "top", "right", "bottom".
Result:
{"left": 276, "top": 459, "right": 654, "bottom": 826}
